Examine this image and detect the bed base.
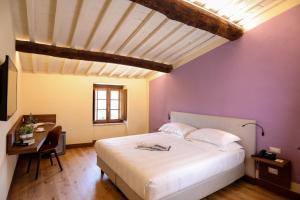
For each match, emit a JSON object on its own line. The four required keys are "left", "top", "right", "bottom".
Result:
{"left": 97, "top": 156, "right": 244, "bottom": 200}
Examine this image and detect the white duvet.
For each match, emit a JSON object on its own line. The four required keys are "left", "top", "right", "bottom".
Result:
{"left": 95, "top": 132, "right": 245, "bottom": 200}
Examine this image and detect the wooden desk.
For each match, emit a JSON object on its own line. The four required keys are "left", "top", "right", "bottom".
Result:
{"left": 6, "top": 114, "right": 56, "bottom": 155}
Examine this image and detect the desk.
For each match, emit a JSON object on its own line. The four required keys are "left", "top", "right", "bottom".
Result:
{"left": 6, "top": 114, "right": 56, "bottom": 155}
{"left": 7, "top": 124, "right": 55, "bottom": 155}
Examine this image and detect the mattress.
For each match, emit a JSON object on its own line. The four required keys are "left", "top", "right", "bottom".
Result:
{"left": 95, "top": 133, "right": 245, "bottom": 200}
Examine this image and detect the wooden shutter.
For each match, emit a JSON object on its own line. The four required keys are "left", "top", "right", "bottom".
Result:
{"left": 120, "top": 89, "right": 127, "bottom": 121}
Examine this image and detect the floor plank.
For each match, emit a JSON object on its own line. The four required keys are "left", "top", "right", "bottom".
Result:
{"left": 8, "top": 147, "right": 288, "bottom": 200}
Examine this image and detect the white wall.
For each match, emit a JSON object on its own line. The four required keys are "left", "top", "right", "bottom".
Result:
{"left": 21, "top": 73, "right": 149, "bottom": 144}
{"left": 0, "top": 0, "right": 22, "bottom": 199}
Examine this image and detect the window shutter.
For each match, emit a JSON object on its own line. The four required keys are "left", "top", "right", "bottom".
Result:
{"left": 121, "top": 89, "right": 127, "bottom": 121}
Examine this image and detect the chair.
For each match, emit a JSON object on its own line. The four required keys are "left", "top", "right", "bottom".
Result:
{"left": 27, "top": 126, "right": 63, "bottom": 179}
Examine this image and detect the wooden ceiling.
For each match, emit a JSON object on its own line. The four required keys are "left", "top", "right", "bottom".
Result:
{"left": 185, "top": 0, "right": 285, "bottom": 27}
{"left": 11, "top": 0, "right": 289, "bottom": 79}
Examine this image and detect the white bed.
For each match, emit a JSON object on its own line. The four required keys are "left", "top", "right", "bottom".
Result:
{"left": 95, "top": 112, "right": 256, "bottom": 200}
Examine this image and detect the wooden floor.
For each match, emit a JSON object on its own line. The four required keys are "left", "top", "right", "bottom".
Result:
{"left": 8, "top": 147, "right": 288, "bottom": 200}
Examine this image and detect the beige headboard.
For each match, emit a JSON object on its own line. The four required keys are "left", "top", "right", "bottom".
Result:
{"left": 170, "top": 111, "right": 256, "bottom": 178}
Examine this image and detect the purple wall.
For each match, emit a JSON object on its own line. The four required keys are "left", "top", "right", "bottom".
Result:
{"left": 149, "top": 5, "right": 300, "bottom": 183}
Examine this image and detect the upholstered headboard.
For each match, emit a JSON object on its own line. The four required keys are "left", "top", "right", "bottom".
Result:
{"left": 170, "top": 111, "right": 256, "bottom": 178}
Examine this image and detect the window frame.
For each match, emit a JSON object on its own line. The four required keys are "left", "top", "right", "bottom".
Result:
{"left": 93, "top": 84, "right": 126, "bottom": 124}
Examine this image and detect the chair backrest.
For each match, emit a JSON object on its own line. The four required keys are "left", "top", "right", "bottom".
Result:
{"left": 46, "top": 126, "right": 62, "bottom": 148}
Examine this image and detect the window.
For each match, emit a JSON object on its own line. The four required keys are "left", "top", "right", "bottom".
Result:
{"left": 93, "top": 84, "right": 127, "bottom": 124}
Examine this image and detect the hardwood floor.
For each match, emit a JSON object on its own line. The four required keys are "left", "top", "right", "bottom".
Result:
{"left": 8, "top": 147, "right": 288, "bottom": 200}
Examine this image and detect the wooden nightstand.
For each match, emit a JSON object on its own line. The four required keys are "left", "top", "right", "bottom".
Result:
{"left": 251, "top": 155, "right": 291, "bottom": 189}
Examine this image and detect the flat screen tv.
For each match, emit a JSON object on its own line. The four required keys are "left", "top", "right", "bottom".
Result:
{"left": 0, "top": 55, "right": 18, "bottom": 121}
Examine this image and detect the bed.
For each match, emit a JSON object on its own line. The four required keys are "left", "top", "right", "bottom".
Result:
{"left": 95, "top": 112, "right": 256, "bottom": 200}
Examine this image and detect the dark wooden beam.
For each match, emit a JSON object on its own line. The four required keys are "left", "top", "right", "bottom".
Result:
{"left": 15, "top": 40, "right": 172, "bottom": 73}
{"left": 128, "top": 0, "right": 243, "bottom": 41}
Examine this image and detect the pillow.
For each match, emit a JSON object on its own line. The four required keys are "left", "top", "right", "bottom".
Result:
{"left": 218, "top": 142, "right": 243, "bottom": 152}
{"left": 186, "top": 128, "right": 241, "bottom": 146}
{"left": 159, "top": 122, "right": 197, "bottom": 137}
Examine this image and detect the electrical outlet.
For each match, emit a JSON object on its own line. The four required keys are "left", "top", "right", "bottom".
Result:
{"left": 269, "top": 146, "right": 281, "bottom": 154}
{"left": 268, "top": 167, "right": 278, "bottom": 175}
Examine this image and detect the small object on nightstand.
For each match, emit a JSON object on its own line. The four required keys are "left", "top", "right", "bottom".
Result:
{"left": 275, "top": 159, "right": 284, "bottom": 163}
{"left": 252, "top": 155, "right": 291, "bottom": 189}
{"left": 258, "top": 149, "right": 277, "bottom": 160}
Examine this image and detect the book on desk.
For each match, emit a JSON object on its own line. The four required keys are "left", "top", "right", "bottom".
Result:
{"left": 14, "top": 138, "right": 35, "bottom": 146}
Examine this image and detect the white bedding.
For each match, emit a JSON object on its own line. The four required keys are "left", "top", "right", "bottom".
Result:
{"left": 95, "top": 132, "right": 245, "bottom": 200}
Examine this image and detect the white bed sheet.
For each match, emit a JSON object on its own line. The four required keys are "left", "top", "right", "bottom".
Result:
{"left": 95, "top": 132, "right": 245, "bottom": 200}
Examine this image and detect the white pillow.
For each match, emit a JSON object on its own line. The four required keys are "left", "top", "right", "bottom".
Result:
{"left": 159, "top": 122, "right": 197, "bottom": 137}
{"left": 218, "top": 142, "right": 243, "bottom": 151}
{"left": 186, "top": 128, "right": 241, "bottom": 146}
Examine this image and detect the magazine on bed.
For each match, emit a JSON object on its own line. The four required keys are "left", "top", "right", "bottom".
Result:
{"left": 136, "top": 143, "right": 171, "bottom": 151}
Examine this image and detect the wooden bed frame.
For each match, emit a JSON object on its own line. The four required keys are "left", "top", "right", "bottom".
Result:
{"left": 96, "top": 112, "right": 256, "bottom": 200}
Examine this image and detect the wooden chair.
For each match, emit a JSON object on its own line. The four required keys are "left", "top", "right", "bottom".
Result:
{"left": 27, "top": 126, "right": 63, "bottom": 179}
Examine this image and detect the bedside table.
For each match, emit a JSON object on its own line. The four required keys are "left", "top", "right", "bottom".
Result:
{"left": 251, "top": 155, "right": 291, "bottom": 189}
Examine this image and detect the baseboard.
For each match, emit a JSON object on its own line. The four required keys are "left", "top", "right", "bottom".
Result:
{"left": 243, "top": 175, "right": 300, "bottom": 200}
{"left": 291, "top": 182, "right": 300, "bottom": 194}
{"left": 242, "top": 175, "right": 256, "bottom": 184}
{"left": 66, "top": 142, "right": 94, "bottom": 149}
{"left": 6, "top": 155, "right": 19, "bottom": 200}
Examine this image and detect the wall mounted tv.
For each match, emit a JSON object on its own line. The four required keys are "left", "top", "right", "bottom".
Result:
{"left": 0, "top": 55, "right": 18, "bottom": 121}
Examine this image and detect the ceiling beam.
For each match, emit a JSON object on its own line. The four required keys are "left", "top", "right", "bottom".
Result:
{"left": 73, "top": 60, "right": 81, "bottom": 74}
{"left": 60, "top": 59, "right": 66, "bottom": 74}
{"left": 129, "top": 68, "right": 143, "bottom": 78}
{"left": 163, "top": 32, "right": 213, "bottom": 63}
{"left": 98, "top": 64, "right": 108, "bottom": 76}
{"left": 171, "top": 35, "right": 215, "bottom": 63}
{"left": 25, "top": 0, "right": 36, "bottom": 41}
{"left": 85, "top": 62, "right": 94, "bottom": 75}
{"left": 141, "top": 23, "right": 184, "bottom": 58}
{"left": 31, "top": 54, "right": 38, "bottom": 73}
{"left": 127, "top": 0, "right": 243, "bottom": 41}
{"left": 128, "top": 18, "right": 168, "bottom": 56}
{"left": 138, "top": 69, "right": 151, "bottom": 78}
{"left": 115, "top": 10, "right": 155, "bottom": 54}
{"left": 67, "top": 0, "right": 83, "bottom": 47}
{"left": 16, "top": 40, "right": 172, "bottom": 73}
{"left": 119, "top": 67, "right": 130, "bottom": 77}
{"left": 109, "top": 65, "right": 119, "bottom": 77}
{"left": 151, "top": 28, "right": 196, "bottom": 60}
{"left": 74, "top": 61, "right": 83, "bottom": 74}
{"left": 161, "top": 31, "right": 208, "bottom": 62}
{"left": 101, "top": 2, "right": 136, "bottom": 51}
{"left": 85, "top": 0, "right": 112, "bottom": 49}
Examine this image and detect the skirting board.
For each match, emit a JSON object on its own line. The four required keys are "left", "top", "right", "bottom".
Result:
{"left": 243, "top": 176, "right": 300, "bottom": 200}
{"left": 292, "top": 182, "right": 300, "bottom": 194}
{"left": 66, "top": 140, "right": 96, "bottom": 149}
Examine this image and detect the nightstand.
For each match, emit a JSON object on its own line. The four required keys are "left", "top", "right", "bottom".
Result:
{"left": 251, "top": 155, "right": 291, "bottom": 189}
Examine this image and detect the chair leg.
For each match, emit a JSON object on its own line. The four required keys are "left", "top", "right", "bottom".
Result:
{"left": 27, "top": 156, "right": 32, "bottom": 173}
{"left": 35, "top": 153, "right": 41, "bottom": 180}
{"left": 101, "top": 170, "right": 104, "bottom": 178}
{"left": 49, "top": 154, "right": 53, "bottom": 166}
{"left": 54, "top": 151, "right": 63, "bottom": 171}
